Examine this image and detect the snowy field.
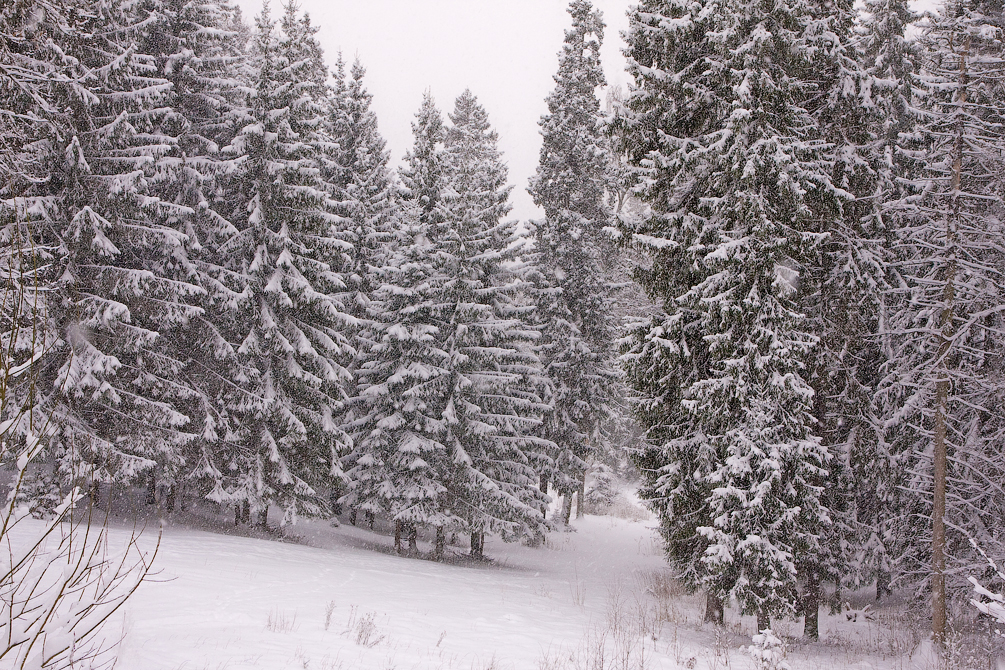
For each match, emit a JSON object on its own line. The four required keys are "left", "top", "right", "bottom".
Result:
{"left": 19, "top": 493, "right": 952, "bottom": 670}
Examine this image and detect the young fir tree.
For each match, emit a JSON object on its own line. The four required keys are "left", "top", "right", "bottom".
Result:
{"left": 877, "top": 0, "right": 1005, "bottom": 644}
{"left": 434, "top": 90, "right": 551, "bottom": 554}
{"left": 527, "top": 0, "right": 620, "bottom": 524}
{"left": 619, "top": 0, "right": 840, "bottom": 629}
{"left": 216, "top": 4, "right": 352, "bottom": 525}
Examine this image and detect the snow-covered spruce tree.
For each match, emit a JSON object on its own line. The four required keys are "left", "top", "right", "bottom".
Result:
{"left": 0, "top": 217, "right": 159, "bottom": 670}
{"left": 342, "top": 195, "right": 457, "bottom": 556}
{"left": 619, "top": 0, "right": 840, "bottom": 629}
{"left": 341, "top": 95, "right": 454, "bottom": 554}
{"left": 436, "top": 90, "right": 551, "bottom": 555}
{"left": 847, "top": 0, "right": 921, "bottom": 603}
{"left": 876, "top": 0, "right": 1005, "bottom": 643}
{"left": 131, "top": 0, "right": 250, "bottom": 507}
{"left": 2, "top": 0, "right": 218, "bottom": 496}
{"left": 793, "top": 0, "right": 894, "bottom": 636}
{"left": 401, "top": 91, "right": 448, "bottom": 228}
{"left": 215, "top": 4, "right": 352, "bottom": 525}
{"left": 334, "top": 58, "right": 398, "bottom": 362}
{"left": 527, "top": 0, "right": 620, "bottom": 525}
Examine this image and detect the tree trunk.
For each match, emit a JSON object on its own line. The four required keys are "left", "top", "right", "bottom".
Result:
{"left": 145, "top": 472, "right": 156, "bottom": 505}
{"left": 394, "top": 520, "right": 403, "bottom": 554}
{"left": 166, "top": 485, "right": 175, "bottom": 513}
{"left": 803, "top": 572, "right": 820, "bottom": 640}
{"left": 435, "top": 526, "right": 445, "bottom": 560}
{"left": 704, "top": 591, "right": 724, "bottom": 626}
{"left": 329, "top": 486, "right": 342, "bottom": 516}
{"left": 470, "top": 530, "right": 483, "bottom": 559}
{"left": 576, "top": 469, "right": 586, "bottom": 519}
{"left": 235, "top": 504, "right": 240, "bottom": 526}
{"left": 366, "top": 510, "right": 375, "bottom": 530}
{"left": 540, "top": 474, "right": 549, "bottom": 520}
{"left": 257, "top": 504, "right": 268, "bottom": 529}
{"left": 932, "top": 36, "right": 967, "bottom": 652}
{"left": 562, "top": 490, "right": 573, "bottom": 525}
{"left": 241, "top": 499, "right": 250, "bottom": 524}
{"left": 179, "top": 483, "right": 187, "bottom": 512}
{"left": 756, "top": 608, "right": 770, "bottom": 633}
{"left": 349, "top": 508, "right": 357, "bottom": 526}
{"left": 876, "top": 569, "right": 890, "bottom": 602}
{"left": 932, "top": 371, "right": 948, "bottom": 648}
{"left": 407, "top": 524, "right": 418, "bottom": 553}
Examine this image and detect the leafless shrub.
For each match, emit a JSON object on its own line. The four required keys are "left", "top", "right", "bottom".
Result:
{"left": 266, "top": 607, "right": 298, "bottom": 633}
{"left": 1, "top": 218, "right": 158, "bottom": 670}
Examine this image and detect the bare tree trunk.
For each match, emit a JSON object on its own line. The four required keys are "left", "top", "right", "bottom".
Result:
{"left": 562, "top": 490, "right": 573, "bottom": 525}
{"left": 145, "top": 471, "right": 156, "bottom": 505}
{"left": 470, "top": 530, "right": 483, "bottom": 559}
{"left": 704, "top": 591, "right": 724, "bottom": 626}
{"left": 876, "top": 569, "right": 890, "bottom": 602}
{"left": 241, "top": 499, "right": 250, "bottom": 524}
{"left": 407, "top": 523, "right": 417, "bottom": 553}
{"left": 394, "top": 520, "right": 403, "bottom": 554}
{"left": 933, "top": 41, "right": 967, "bottom": 650}
{"left": 803, "top": 572, "right": 820, "bottom": 640}
{"left": 932, "top": 370, "right": 948, "bottom": 648}
{"left": 540, "top": 474, "right": 549, "bottom": 520}
{"left": 235, "top": 504, "right": 240, "bottom": 526}
{"left": 435, "top": 526, "right": 445, "bottom": 560}
{"left": 576, "top": 469, "right": 586, "bottom": 519}
{"left": 756, "top": 608, "right": 770, "bottom": 633}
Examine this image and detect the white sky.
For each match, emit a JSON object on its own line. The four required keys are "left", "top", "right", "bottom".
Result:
{"left": 231, "top": 0, "right": 939, "bottom": 223}
{"left": 232, "top": 0, "right": 634, "bottom": 223}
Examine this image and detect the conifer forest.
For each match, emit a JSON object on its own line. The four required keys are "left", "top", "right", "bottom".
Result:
{"left": 3, "top": 0, "right": 1005, "bottom": 662}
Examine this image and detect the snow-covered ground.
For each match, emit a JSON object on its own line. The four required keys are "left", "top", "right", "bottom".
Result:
{"left": 39, "top": 492, "right": 950, "bottom": 670}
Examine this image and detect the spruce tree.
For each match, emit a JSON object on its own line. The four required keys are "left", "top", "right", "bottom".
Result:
{"left": 342, "top": 195, "right": 456, "bottom": 554}
{"left": 3, "top": 0, "right": 217, "bottom": 494}
{"left": 849, "top": 0, "right": 921, "bottom": 602}
{"left": 216, "top": 3, "right": 351, "bottom": 523}
{"left": 341, "top": 95, "right": 455, "bottom": 551}
{"left": 336, "top": 58, "right": 398, "bottom": 366}
{"left": 620, "top": 0, "right": 840, "bottom": 628}
{"left": 134, "top": 0, "right": 249, "bottom": 505}
{"left": 527, "top": 0, "right": 620, "bottom": 522}
{"left": 435, "top": 90, "right": 551, "bottom": 551}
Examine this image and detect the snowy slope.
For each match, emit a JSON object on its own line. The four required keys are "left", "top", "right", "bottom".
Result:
{"left": 114, "top": 515, "right": 668, "bottom": 669}
{"left": 74, "top": 505, "right": 934, "bottom": 670}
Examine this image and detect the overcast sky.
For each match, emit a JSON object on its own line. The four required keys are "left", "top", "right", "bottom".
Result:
{"left": 231, "top": 0, "right": 938, "bottom": 223}
{"left": 231, "top": 0, "right": 633, "bottom": 223}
